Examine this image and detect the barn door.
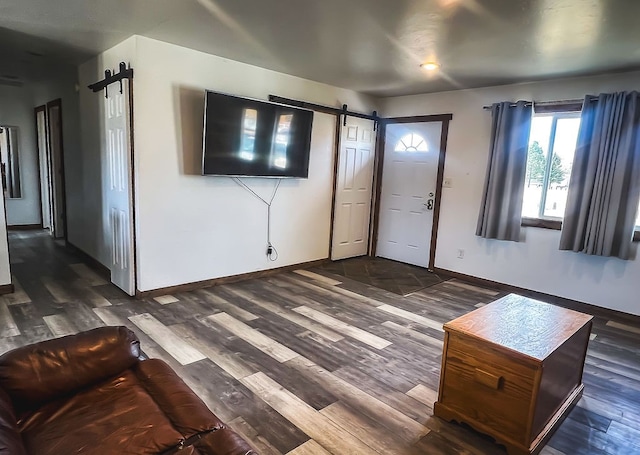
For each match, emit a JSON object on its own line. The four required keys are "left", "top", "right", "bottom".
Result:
{"left": 331, "top": 117, "right": 376, "bottom": 260}
{"left": 104, "top": 81, "right": 135, "bottom": 295}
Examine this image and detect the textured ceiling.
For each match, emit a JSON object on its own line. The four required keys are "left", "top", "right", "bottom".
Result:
{"left": 2, "top": 0, "right": 640, "bottom": 96}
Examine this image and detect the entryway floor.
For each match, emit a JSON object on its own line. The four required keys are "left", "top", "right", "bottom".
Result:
{"left": 319, "top": 256, "right": 443, "bottom": 296}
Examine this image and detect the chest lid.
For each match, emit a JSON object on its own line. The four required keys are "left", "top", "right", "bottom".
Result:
{"left": 444, "top": 294, "right": 593, "bottom": 361}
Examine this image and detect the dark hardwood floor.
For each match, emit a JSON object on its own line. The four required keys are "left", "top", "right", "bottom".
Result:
{"left": 1, "top": 230, "right": 640, "bottom": 454}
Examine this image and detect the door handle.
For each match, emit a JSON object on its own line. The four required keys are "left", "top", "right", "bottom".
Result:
{"left": 424, "top": 191, "right": 435, "bottom": 211}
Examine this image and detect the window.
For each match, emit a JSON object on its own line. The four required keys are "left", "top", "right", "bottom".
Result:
{"left": 522, "top": 113, "right": 581, "bottom": 221}
{"left": 394, "top": 133, "right": 428, "bottom": 152}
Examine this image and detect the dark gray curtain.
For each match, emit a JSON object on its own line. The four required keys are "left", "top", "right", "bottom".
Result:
{"left": 559, "top": 91, "right": 640, "bottom": 259}
{"left": 476, "top": 101, "right": 532, "bottom": 241}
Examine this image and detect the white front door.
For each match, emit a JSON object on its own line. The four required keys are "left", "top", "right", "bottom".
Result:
{"left": 376, "top": 122, "right": 442, "bottom": 268}
{"left": 331, "top": 117, "right": 376, "bottom": 260}
{"left": 105, "top": 81, "right": 135, "bottom": 295}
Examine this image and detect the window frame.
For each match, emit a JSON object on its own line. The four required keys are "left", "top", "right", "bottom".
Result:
{"left": 522, "top": 110, "right": 581, "bottom": 224}
{"left": 521, "top": 104, "right": 640, "bottom": 242}
{"left": 526, "top": 219, "right": 640, "bottom": 241}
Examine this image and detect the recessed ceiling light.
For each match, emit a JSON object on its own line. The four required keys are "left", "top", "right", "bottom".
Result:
{"left": 420, "top": 62, "right": 440, "bottom": 71}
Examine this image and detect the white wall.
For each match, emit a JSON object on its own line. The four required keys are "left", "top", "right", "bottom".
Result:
{"left": 132, "top": 36, "right": 377, "bottom": 291}
{"left": 0, "top": 85, "right": 40, "bottom": 226}
{"left": 0, "top": 196, "right": 10, "bottom": 285}
{"left": 77, "top": 37, "right": 137, "bottom": 265}
{"left": 381, "top": 70, "right": 640, "bottom": 316}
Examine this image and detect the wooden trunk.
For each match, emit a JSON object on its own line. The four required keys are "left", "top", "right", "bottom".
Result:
{"left": 434, "top": 294, "right": 593, "bottom": 455}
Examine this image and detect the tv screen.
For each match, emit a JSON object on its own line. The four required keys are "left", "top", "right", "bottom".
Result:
{"left": 202, "top": 91, "right": 314, "bottom": 178}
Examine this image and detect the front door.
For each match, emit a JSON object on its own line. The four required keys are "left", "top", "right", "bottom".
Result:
{"left": 331, "top": 117, "right": 376, "bottom": 260}
{"left": 376, "top": 122, "right": 442, "bottom": 267}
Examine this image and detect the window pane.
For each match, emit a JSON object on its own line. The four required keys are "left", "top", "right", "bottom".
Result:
{"left": 394, "top": 133, "right": 429, "bottom": 152}
{"left": 543, "top": 117, "right": 580, "bottom": 218}
{"left": 522, "top": 116, "right": 552, "bottom": 218}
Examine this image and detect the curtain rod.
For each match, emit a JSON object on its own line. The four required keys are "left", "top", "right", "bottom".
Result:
{"left": 482, "top": 97, "right": 597, "bottom": 110}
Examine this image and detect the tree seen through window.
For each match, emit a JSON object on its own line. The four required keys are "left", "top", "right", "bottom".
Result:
{"left": 525, "top": 141, "right": 567, "bottom": 188}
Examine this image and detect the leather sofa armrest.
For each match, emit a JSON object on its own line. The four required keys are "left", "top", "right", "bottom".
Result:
{"left": 134, "top": 359, "right": 256, "bottom": 455}
{"left": 0, "top": 326, "right": 140, "bottom": 414}
{"left": 134, "top": 359, "right": 225, "bottom": 436}
{"left": 194, "top": 428, "right": 257, "bottom": 455}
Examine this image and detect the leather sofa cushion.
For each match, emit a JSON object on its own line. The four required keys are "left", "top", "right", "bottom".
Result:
{"left": 0, "top": 326, "right": 140, "bottom": 415}
{"left": 0, "top": 387, "right": 26, "bottom": 455}
{"left": 18, "top": 369, "right": 184, "bottom": 455}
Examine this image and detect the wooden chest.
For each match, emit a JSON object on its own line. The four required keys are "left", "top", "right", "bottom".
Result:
{"left": 434, "top": 294, "right": 593, "bottom": 455}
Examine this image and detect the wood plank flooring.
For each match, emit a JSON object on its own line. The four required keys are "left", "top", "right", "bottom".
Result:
{"left": 2, "top": 230, "right": 640, "bottom": 455}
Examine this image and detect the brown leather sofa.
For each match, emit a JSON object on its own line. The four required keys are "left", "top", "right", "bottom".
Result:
{"left": 0, "top": 326, "right": 257, "bottom": 455}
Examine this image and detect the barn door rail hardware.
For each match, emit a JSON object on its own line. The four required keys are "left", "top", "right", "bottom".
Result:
{"left": 88, "top": 62, "right": 134, "bottom": 98}
{"left": 268, "top": 95, "right": 380, "bottom": 131}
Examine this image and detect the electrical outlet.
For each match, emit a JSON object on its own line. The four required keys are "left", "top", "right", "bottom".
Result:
{"left": 443, "top": 177, "right": 453, "bottom": 188}
{"left": 457, "top": 249, "right": 465, "bottom": 259}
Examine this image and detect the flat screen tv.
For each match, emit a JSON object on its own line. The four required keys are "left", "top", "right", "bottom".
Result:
{"left": 202, "top": 91, "right": 314, "bottom": 178}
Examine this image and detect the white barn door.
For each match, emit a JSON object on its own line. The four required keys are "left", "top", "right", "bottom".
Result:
{"left": 105, "top": 81, "right": 135, "bottom": 295}
{"left": 331, "top": 117, "right": 376, "bottom": 260}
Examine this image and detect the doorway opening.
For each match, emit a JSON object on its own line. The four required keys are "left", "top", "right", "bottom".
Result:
{"left": 331, "top": 114, "right": 452, "bottom": 270}
{"left": 372, "top": 115, "right": 451, "bottom": 270}
{"left": 330, "top": 113, "right": 452, "bottom": 272}
{"left": 34, "top": 99, "right": 67, "bottom": 240}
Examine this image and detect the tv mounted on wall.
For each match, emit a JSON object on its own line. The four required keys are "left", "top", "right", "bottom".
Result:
{"left": 202, "top": 91, "right": 314, "bottom": 178}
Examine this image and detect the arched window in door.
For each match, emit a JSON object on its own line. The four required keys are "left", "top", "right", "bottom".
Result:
{"left": 394, "top": 133, "right": 429, "bottom": 152}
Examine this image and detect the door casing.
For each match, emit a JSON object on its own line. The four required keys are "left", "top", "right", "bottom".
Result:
{"left": 46, "top": 99, "right": 68, "bottom": 240}
{"left": 34, "top": 105, "right": 49, "bottom": 231}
